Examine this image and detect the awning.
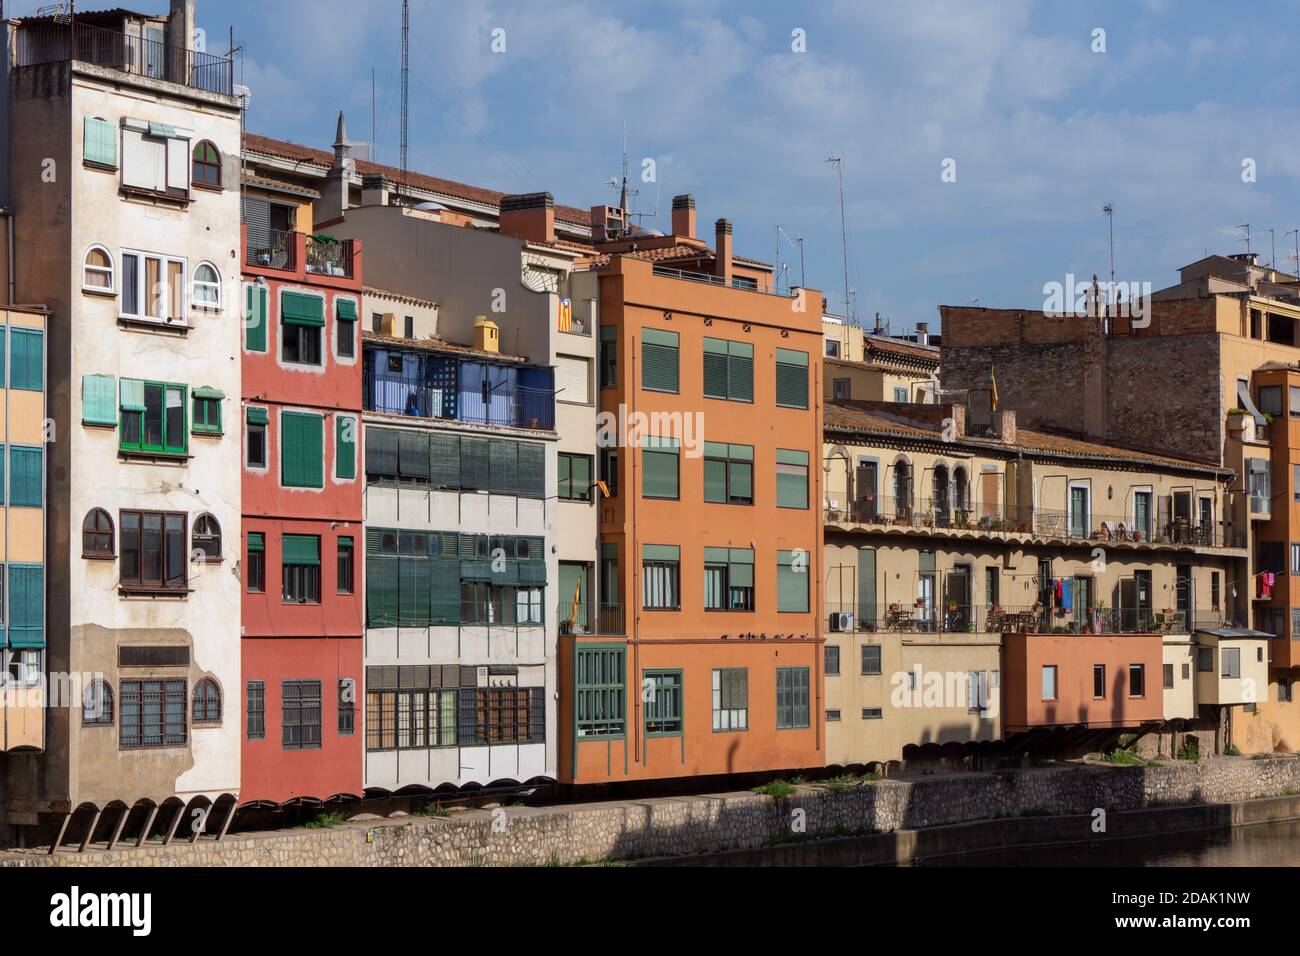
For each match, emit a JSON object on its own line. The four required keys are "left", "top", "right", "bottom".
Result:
{"left": 1236, "top": 381, "right": 1267, "bottom": 425}
{"left": 1197, "top": 626, "right": 1274, "bottom": 640}
{"left": 282, "top": 291, "right": 325, "bottom": 327}
{"left": 246, "top": 406, "right": 269, "bottom": 425}
{"left": 194, "top": 386, "right": 225, "bottom": 400}
{"left": 336, "top": 298, "right": 358, "bottom": 321}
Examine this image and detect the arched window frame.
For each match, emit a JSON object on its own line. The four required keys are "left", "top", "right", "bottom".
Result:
{"left": 82, "top": 507, "right": 115, "bottom": 558}
{"left": 192, "top": 261, "right": 222, "bottom": 310}
{"left": 82, "top": 244, "right": 115, "bottom": 294}
{"left": 83, "top": 679, "right": 114, "bottom": 725}
{"left": 192, "top": 140, "right": 221, "bottom": 189}
{"left": 192, "top": 513, "right": 222, "bottom": 562}
{"left": 193, "top": 677, "right": 222, "bottom": 724}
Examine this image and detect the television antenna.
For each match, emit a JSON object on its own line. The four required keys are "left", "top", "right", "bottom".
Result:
{"left": 776, "top": 225, "right": 805, "bottom": 291}
{"left": 826, "top": 154, "right": 852, "bottom": 322}
{"left": 1237, "top": 222, "right": 1251, "bottom": 256}
{"left": 398, "top": 0, "right": 410, "bottom": 203}
{"left": 1284, "top": 229, "right": 1300, "bottom": 277}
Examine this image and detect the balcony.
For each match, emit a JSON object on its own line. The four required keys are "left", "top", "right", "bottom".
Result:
{"left": 305, "top": 235, "right": 355, "bottom": 278}
{"left": 557, "top": 602, "right": 625, "bottom": 636}
{"left": 651, "top": 265, "right": 792, "bottom": 298}
{"left": 824, "top": 496, "right": 1244, "bottom": 549}
{"left": 246, "top": 227, "right": 296, "bottom": 270}
{"left": 825, "top": 602, "right": 1208, "bottom": 636}
{"left": 15, "top": 19, "right": 234, "bottom": 96}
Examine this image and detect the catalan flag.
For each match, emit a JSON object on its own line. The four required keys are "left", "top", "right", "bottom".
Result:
{"left": 990, "top": 365, "right": 999, "bottom": 412}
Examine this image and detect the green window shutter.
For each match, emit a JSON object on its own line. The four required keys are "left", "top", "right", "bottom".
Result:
{"left": 9, "top": 329, "right": 42, "bottom": 391}
{"left": 517, "top": 443, "right": 544, "bottom": 498}
{"left": 82, "top": 374, "right": 117, "bottom": 425}
{"left": 643, "top": 544, "right": 680, "bottom": 562}
{"left": 8, "top": 564, "right": 44, "bottom": 648}
{"left": 9, "top": 446, "right": 41, "bottom": 507}
{"left": 489, "top": 440, "right": 519, "bottom": 495}
{"left": 729, "top": 342, "right": 754, "bottom": 402}
{"left": 777, "top": 449, "right": 810, "bottom": 509}
{"left": 365, "top": 426, "right": 398, "bottom": 478}
{"left": 641, "top": 328, "right": 679, "bottom": 393}
{"left": 430, "top": 557, "right": 460, "bottom": 623}
{"left": 281, "top": 412, "right": 324, "bottom": 488}
{"left": 399, "top": 555, "right": 432, "bottom": 625}
{"left": 367, "top": 553, "right": 399, "bottom": 627}
{"left": 281, "top": 291, "right": 325, "bottom": 327}
{"left": 703, "top": 338, "right": 728, "bottom": 399}
{"left": 397, "top": 429, "right": 429, "bottom": 482}
{"left": 643, "top": 440, "right": 679, "bottom": 499}
{"left": 777, "top": 549, "right": 810, "bottom": 612}
{"left": 245, "top": 284, "right": 268, "bottom": 352}
{"left": 282, "top": 534, "right": 320, "bottom": 565}
{"left": 0, "top": 443, "right": 5, "bottom": 505}
{"left": 245, "top": 405, "right": 269, "bottom": 426}
{"left": 336, "top": 298, "right": 358, "bottom": 321}
{"left": 460, "top": 436, "right": 490, "bottom": 491}
{"left": 84, "top": 117, "right": 117, "bottom": 167}
{"left": 429, "top": 432, "right": 460, "bottom": 489}
{"left": 775, "top": 348, "right": 809, "bottom": 409}
{"left": 335, "top": 415, "right": 357, "bottom": 480}
{"left": 704, "top": 455, "right": 727, "bottom": 503}
{"left": 247, "top": 532, "right": 265, "bottom": 553}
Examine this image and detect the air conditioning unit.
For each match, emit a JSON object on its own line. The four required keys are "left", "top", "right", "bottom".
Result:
{"left": 829, "top": 612, "right": 853, "bottom": 632}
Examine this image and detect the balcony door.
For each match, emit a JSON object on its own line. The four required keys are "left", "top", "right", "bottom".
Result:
{"left": 933, "top": 465, "right": 950, "bottom": 528}
{"left": 1133, "top": 490, "right": 1153, "bottom": 541}
{"left": 1068, "top": 486, "right": 1090, "bottom": 538}
{"left": 854, "top": 460, "right": 878, "bottom": 521}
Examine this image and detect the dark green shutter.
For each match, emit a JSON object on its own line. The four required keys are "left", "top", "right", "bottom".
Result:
{"left": 643, "top": 442, "right": 679, "bottom": 499}
{"left": 335, "top": 415, "right": 357, "bottom": 480}
{"left": 282, "top": 534, "right": 320, "bottom": 565}
{"left": 9, "top": 447, "right": 41, "bottom": 507}
{"left": 366, "top": 532, "right": 399, "bottom": 627}
{"left": 245, "top": 284, "right": 268, "bottom": 352}
{"left": 460, "top": 436, "right": 490, "bottom": 490}
{"left": 82, "top": 374, "right": 117, "bottom": 425}
{"left": 777, "top": 449, "right": 810, "bottom": 508}
{"left": 641, "top": 329, "right": 679, "bottom": 393}
{"left": 431, "top": 557, "right": 460, "bottom": 623}
{"left": 9, "top": 329, "right": 42, "bottom": 391}
{"left": 247, "top": 532, "right": 265, "bottom": 553}
{"left": 429, "top": 432, "right": 460, "bottom": 489}
{"left": 857, "top": 548, "right": 877, "bottom": 623}
{"left": 728, "top": 343, "right": 754, "bottom": 402}
{"left": 490, "top": 440, "right": 519, "bottom": 495}
{"left": 517, "top": 443, "right": 544, "bottom": 498}
{"left": 8, "top": 565, "right": 44, "bottom": 648}
{"left": 704, "top": 442, "right": 727, "bottom": 503}
{"left": 366, "top": 426, "right": 398, "bottom": 479}
{"left": 399, "top": 555, "right": 431, "bottom": 625}
{"left": 775, "top": 349, "right": 809, "bottom": 409}
{"left": 281, "top": 412, "right": 324, "bottom": 488}
{"left": 703, "top": 338, "right": 728, "bottom": 398}
{"left": 281, "top": 291, "right": 325, "bottom": 327}
{"left": 246, "top": 406, "right": 269, "bottom": 426}
{"left": 397, "top": 429, "right": 430, "bottom": 481}
{"left": 777, "top": 549, "right": 809, "bottom": 612}
{"left": 336, "top": 298, "right": 358, "bottom": 321}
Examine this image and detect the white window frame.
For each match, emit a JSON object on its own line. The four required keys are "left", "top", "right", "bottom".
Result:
{"left": 120, "top": 248, "right": 188, "bottom": 325}
{"left": 192, "top": 261, "right": 222, "bottom": 310}
{"left": 120, "top": 120, "right": 191, "bottom": 199}
{"left": 5, "top": 649, "right": 42, "bottom": 688}
{"left": 82, "top": 244, "right": 115, "bottom": 294}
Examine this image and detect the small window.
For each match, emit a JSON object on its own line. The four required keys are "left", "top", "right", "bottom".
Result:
{"left": 192, "top": 262, "right": 221, "bottom": 309}
{"left": 337, "top": 537, "right": 354, "bottom": 594}
{"left": 1163, "top": 663, "right": 1175, "bottom": 689}
{"left": 192, "top": 513, "right": 221, "bottom": 561}
{"left": 193, "top": 677, "right": 222, "bottom": 723}
{"left": 824, "top": 645, "right": 840, "bottom": 675}
{"left": 82, "top": 680, "right": 114, "bottom": 725}
{"left": 1041, "top": 664, "right": 1058, "bottom": 701}
{"left": 82, "top": 508, "right": 114, "bottom": 558}
{"left": 338, "top": 678, "right": 356, "bottom": 736}
{"left": 826, "top": 709, "right": 841, "bottom": 721}
{"left": 192, "top": 391, "right": 223, "bottom": 435}
{"left": 1128, "top": 663, "right": 1146, "bottom": 698}
{"left": 247, "top": 680, "right": 266, "bottom": 740}
{"left": 861, "top": 645, "right": 882, "bottom": 675}
{"left": 862, "top": 707, "right": 883, "bottom": 720}
{"left": 83, "top": 245, "right": 114, "bottom": 293}
{"left": 192, "top": 140, "right": 221, "bottom": 188}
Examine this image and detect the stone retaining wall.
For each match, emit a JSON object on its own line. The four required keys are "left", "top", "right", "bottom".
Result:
{"left": 4, "top": 756, "right": 1298, "bottom": 867}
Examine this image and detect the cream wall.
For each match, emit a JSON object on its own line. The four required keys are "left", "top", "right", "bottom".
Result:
{"left": 1162, "top": 639, "right": 1196, "bottom": 720}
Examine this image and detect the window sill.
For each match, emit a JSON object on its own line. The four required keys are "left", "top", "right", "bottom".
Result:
{"left": 119, "top": 450, "right": 192, "bottom": 464}
{"left": 192, "top": 429, "right": 224, "bottom": 438}
{"left": 83, "top": 161, "right": 117, "bottom": 173}
{"left": 119, "top": 586, "right": 192, "bottom": 599}
{"left": 82, "top": 286, "right": 118, "bottom": 299}
{"left": 82, "top": 553, "right": 117, "bottom": 561}
{"left": 119, "top": 186, "right": 191, "bottom": 207}
{"left": 117, "top": 315, "right": 190, "bottom": 335}
{"left": 82, "top": 419, "right": 118, "bottom": 429}
{"left": 191, "top": 182, "right": 222, "bottom": 194}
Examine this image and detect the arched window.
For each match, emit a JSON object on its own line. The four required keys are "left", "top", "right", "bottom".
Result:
{"left": 83, "top": 680, "right": 114, "bottom": 725}
{"left": 193, "top": 513, "right": 221, "bottom": 560}
{"left": 82, "top": 508, "right": 114, "bottom": 557}
{"left": 193, "top": 262, "right": 221, "bottom": 309}
{"left": 83, "top": 245, "right": 114, "bottom": 293}
{"left": 953, "top": 466, "right": 969, "bottom": 512}
{"left": 193, "top": 678, "right": 222, "bottom": 723}
{"left": 894, "top": 460, "right": 912, "bottom": 519}
{"left": 192, "top": 140, "right": 221, "bottom": 188}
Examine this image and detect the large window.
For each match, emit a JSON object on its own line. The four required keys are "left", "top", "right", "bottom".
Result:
{"left": 776, "top": 449, "right": 810, "bottom": 509}
{"left": 775, "top": 348, "right": 809, "bottom": 409}
{"left": 246, "top": 681, "right": 265, "bottom": 740}
{"left": 120, "top": 251, "right": 186, "bottom": 324}
{"left": 281, "top": 291, "right": 324, "bottom": 365}
{"left": 641, "top": 328, "right": 679, "bottom": 393}
{"left": 575, "top": 645, "right": 626, "bottom": 738}
{"left": 703, "top": 337, "right": 754, "bottom": 402}
{"left": 642, "top": 437, "right": 679, "bottom": 499}
{"left": 119, "top": 679, "right": 187, "bottom": 749}
{"left": 472, "top": 687, "right": 545, "bottom": 744}
{"left": 777, "top": 549, "right": 810, "bottom": 612}
{"left": 119, "top": 511, "right": 187, "bottom": 592}
{"left": 703, "top": 442, "right": 753, "bottom": 505}
{"left": 704, "top": 547, "right": 754, "bottom": 611}
{"left": 281, "top": 411, "right": 324, "bottom": 488}
{"left": 712, "top": 668, "right": 748, "bottom": 731}
{"left": 644, "top": 670, "right": 683, "bottom": 735}
{"left": 558, "top": 452, "right": 593, "bottom": 501}
{"left": 282, "top": 679, "right": 322, "bottom": 751}
{"left": 121, "top": 122, "right": 190, "bottom": 199}
{"left": 365, "top": 684, "right": 457, "bottom": 751}
{"left": 776, "top": 667, "right": 810, "bottom": 729}
{"left": 282, "top": 534, "right": 321, "bottom": 604}
{"left": 1221, "top": 647, "right": 1241, "bottom": 679}
{"left": 119, "top": 380, "right": 187, "bottom": 456}
{"left": 642, "top": 544, "right": 680, "bottom": 610}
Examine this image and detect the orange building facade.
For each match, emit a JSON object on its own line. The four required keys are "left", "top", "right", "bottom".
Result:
{"left": 558, "top": 248, "right": 827, "bottom": 784}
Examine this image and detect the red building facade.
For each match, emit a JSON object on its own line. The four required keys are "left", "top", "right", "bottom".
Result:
{"left": 240, "top": 222, "right": 365, "bottom": 804}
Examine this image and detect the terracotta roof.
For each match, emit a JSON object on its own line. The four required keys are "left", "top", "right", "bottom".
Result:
{"left": 361, "top": 330, "right": 528, "bottom": 364}
{"left": 363, "top": 287, "right": 438, "bottom": 310}
{"left": 586, "top": 242, "right": 773, "bottom": 271}
{"left": 824, "top": 401, "right": 1227, "bottom": 474}
{"left": 242, "top": 173, "right": 321, "bottom": 200}
{"left": 243, "top": 133, "right": 592, "bottom": 226}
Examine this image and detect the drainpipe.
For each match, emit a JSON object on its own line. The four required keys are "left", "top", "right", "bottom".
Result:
{"left": 5, "top": 210, "right": 13, "bottom": 306}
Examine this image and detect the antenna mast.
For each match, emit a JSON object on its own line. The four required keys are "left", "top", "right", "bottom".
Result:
{"left": 827, "top": 155, "right": 851, "bottom": 323}
{"left": 1284, "top": 229, "right": 1300, "bottom": 277}
{"left": 399, "top": 0, "right": 410, "bottom": 202}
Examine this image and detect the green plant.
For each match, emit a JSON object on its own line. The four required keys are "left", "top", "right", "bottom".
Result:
{"left": 1223, "top": 744, "right": 1241, "bottom": 757}
{"left": 297, "top": 810, "right": 346, "bottom": 829}
{"left": 1176, "top": 741, "right": 1200, "bottom": 762}
{"left": 413, "top": 802, "right": 451, "bottom": 817}
{"left": 753, "top": 779, "right": 797, "bottom": 799}
{"left": 825, "top": 773, "right": 862, "bottom": 793}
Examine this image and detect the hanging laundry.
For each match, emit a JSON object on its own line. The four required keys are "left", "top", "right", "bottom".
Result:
{"left": 1061, "top": 584, "right": 1074, "bottom": 612}
{"left": 1261, "top": 571, "right": 1276, "bottom": 599}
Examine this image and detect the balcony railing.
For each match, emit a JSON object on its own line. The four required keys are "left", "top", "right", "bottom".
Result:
{"left": 826, "top": 602, "right": 1211, "bottom": 636}
{"left": 305, "top": 235, "right": 355, "bottom": 278}
{"left": 15, "top": 19, "right": 234, "bottom": 95}
{"left": 825, "top": 496, "right": 1244, "bottom": 548}
{"left": 557, "top": 602, "right": 625, "bottom": 636}
{"left": 651, "top": 265, "right": 792, "bottom": 298}
{"left": 363, "top": 365, "right": 556, "bottom": 431}
{"left": 246, "top": 227, "right": 296, "bottom": 270}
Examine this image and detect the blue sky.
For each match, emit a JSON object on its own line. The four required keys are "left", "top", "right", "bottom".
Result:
{"left": 37, "top": 0, "right": 1300, "bottom": 329}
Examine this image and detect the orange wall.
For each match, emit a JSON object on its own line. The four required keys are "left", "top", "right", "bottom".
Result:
{"left": 1002, "top": 633, "right": 1164, "bottom": 732}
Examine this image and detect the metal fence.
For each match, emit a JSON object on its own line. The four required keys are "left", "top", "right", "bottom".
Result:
{"left": 824, "top": 602, "right": 1208, "bottom": 635}
{"left": 557, "top": 602, "right": 625, "bottom": 636}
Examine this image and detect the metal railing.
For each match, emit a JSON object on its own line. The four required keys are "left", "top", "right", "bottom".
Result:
{"left": 15, "top": 19, "right": 234, "bottom": 96}
{"left": 651, "top": 265, "right": 793, "bottom": 298}
{"left": 825, "top": 496, "right": 1244, "bottom": 548}
{"left": 825, "top": 603, "right": 1208, "bottom": 635}
{"left": 305, "top": 236, "right": 355, "bottom": 278}
{"left": 363, "top": 366, "right": 556, "bottom": 431}
{"left": 557, "top": 602, "right": 625, "bottom": 636}
{"left": 246, "top": 228, "right": 295, "bottom": 270}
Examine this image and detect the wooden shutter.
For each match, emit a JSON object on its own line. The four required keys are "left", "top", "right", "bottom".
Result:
{"left": 82, "top": 374, "right": 117, "bottom": 425}
{"left": 245, "top": 283, "right": 268, "bottom": 352}
{"left": 281, "top": 412, "right": 324, "bottom": 488}
{"left": 335, "top": 415, "right": 357, "bottom": 480}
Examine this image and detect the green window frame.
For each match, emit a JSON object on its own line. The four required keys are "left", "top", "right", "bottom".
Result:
{"left": 558, "top": 452, "right": 593, "bottom": 501}
{"left": 776, "top": 667, "right": 810, "bottom": 729}
{"left": 642, "top": 437, "right": 679, "bottom": 500}
{"left": 641, "top": 328, "right": 679, "bottom": 394}
{"left": 9, "top": 329, "right": 43, "bottom": 392}
{"left": 776, "top": 449, "right": 810, "bottom": 509}
{"left": 0, "top": 443, "right": 5, "bottom": 505}
{"left": 775, "top": 348, "right": 809, "bottom": 409}
{"left": 245, "top": 283, "right": 268, "bottom": 353}
{"left": 84, "top": 117, "right": 117, "bottom": 168}
{"left": 119, "top": 379, "right": 188, "bottom": 456}
{"left": 82, "top": 374, "right": 117, "bottom": 426}
{"left": 644, "top": 669, "right": 683, "bottom": 736}
{"left": 8, "top": 446, "right": 41, "bottom": 508}
{"left": 281, "top": 411, "right": 324, "bottom": 488}
{"left": 191, "top": 387, "right": 224, "bottom": 435}
{"left": 703, "top": 442, "right": 753, "bottom": 505}
{"left": 777, "top": 549, "right": 810, "bottom": 613}
{"left": 704, "top": 547, "right": 754, "bottom": 611}
{"left": 335, "top": 414, "right": 357, "bottom": 480}
{"left": 703, "top": 337, "right": 754, "bottom": 402}
{"left": 575, "top": 644, "right": 626, "bottom": 739}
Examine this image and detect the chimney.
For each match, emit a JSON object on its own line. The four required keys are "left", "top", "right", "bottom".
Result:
{"left": 992, "top": 409, "right": 1017, "bottom": 444}
{"left": 671, "top": 194, "right": 696, "bottom": 240}
{"left": 499, "top": 192, "right": 555, "bottom": 244}
{"left": 361, "top": 173, "right": 388, "bottom": 207}
{"left": 474, "top": 315, "right": 500, "bottom": 354}
{"left": 321, "top": 111, "right": 354, "bottom": 223}
{"left": 590, "top": 204, "right": 625, "bottom": 242}
{"left": 915, "top": 322, "right": 929, "bottom": 345}
{"left": 166, "top": 0, "right": 195, "bottom": 83}
{"left": 1083, "top": 308, "right": 1107, "bottom": 438}
{"left": 714, "top": 218, "right": 733, "bottom": 284}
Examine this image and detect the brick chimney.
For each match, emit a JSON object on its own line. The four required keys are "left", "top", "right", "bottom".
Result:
{"left": 714, "top": 218, "right": 733, "bottom": 284}
{"left": 1082, "top": 310, "right": 1107, "bottom": 438}
{"left": 671, "top": 194, "right": 696, "bottom": 240}
{"left": 992, "top": 409, "right": 1017, "bottom": 444}
{"left": 499, "top": 192, "right": 555, "bottom": 244}
{"left": 166, "top": 0, "right": 195, "bottom": 84}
